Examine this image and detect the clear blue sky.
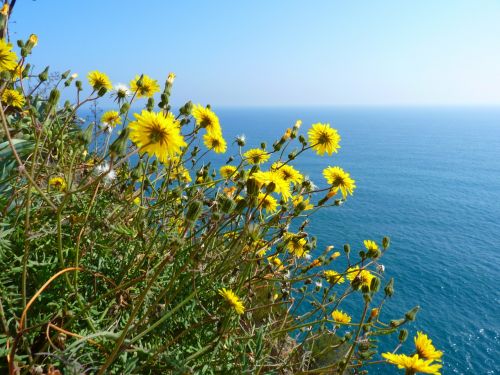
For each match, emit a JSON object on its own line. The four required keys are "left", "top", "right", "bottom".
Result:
{"left": 10, "top": 0, "right": 500, "bottom": 107}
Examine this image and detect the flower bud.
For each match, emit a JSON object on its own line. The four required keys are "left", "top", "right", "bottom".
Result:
{"left": 109, "top": 128, "right": 130, "bottom": 158}
{"left": 390, "top": 318, "right": 405, "bottom": 327}
{"left": 382, "top": 236, "right": 390, "bottom": 249}
{"left": 260, "top": 142, "right": 266, "bottom": 150}
{"left": 246, "top": 178, "right": 259, "bottom": 196}
{"left": 38, "top": 66, "right": 49, "bottom": 82}
{"left": 46, "top": 88, "right": 60, "bottom": 113}
{"left": 266, "top": 182, "right": 276, "bottom": 194}
{"left": 370, "top": 276, "right": 380, "bottom": 292}
{"left": 219, "top": 195, "right": 235, "bottom": 213}
{"left": 97, "top": 87, "right": 107, "bottom": 97}
{"left": 398, "top": 329, "right": 408, "bottom": 342}
{"left": 61, "top": 70, "right": 71, "bottom": 79}
{"left": 179, "top": 100, "right": 193, "bottom": 116}
{"left": 75, "top": 80, "right": 83, "bottom": 91}
{"left": 120, "top": 102, "right": 130, "bottom": 115}
{"left": 370, "top": 308, "right": 379, "bottom": 319}
{"left": 146, "top": 98, "right": 154, "bottom": 111}
{"left": 343, "top": 244, "right": 350, "bottom": 255}
{"left": 384, "top": 278, "right": 394, "bottom": 297}
{"left": 404, "top": 306, "right": 420, "bottom": 322}
{"left": 186, "top": 200, "right": 203, "bottom": 223}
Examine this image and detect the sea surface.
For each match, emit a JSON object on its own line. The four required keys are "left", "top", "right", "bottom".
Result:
{"left": 89, "top": 106, "right": 499, "bottom": 374}
{"left": 212, "top": 107, "right": 500, "bottom": 374}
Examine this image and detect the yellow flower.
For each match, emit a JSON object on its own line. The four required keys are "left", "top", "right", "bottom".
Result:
{"left": 322, "top": 166, "right": 356, "bottom": 199}
{"left": 286, "top": 236, "right": 309, "bottom": 258}
{"left": 218, "top": 288, "right": 245, "bottom": 315}
{"left": 252, "top": 170, "right": 291, "bottom": 201}
{"left": 101, "top": 111, "right": 122, "bottom": 127}
{"left": 271, "top": 162, "right": 303, "bottom": 185}
{"left": 133, "top": 196, "right": 141, "bottom": 206}
{"left": 0, "top": 39, "right": 18, "bottom": 72}
{"left": 308, "top": 123, "right": 340, "bottom": 155}
{"left": 87, "top": 70, "right": 112, "bottom": 91}
{"left": 167, "top": 72, "right": 176, "bottom": 85}
{"left": 292, "top": 195, "right": 314, "bottom": 211}
{"left": 129, "top": 110, "right": 186, "bottom": 163}
{"left": 346, "top": 266, "right": 375, "bottom": 287}
{"left": 364, "top": 240, "right": 379, "bottom": 252}
{"left": 220, "top": 165, "right": 238, "bottom": 179}
{"left": 223, "top": 186, "right": 237, "bottom": 197}
{"left": 415, "top": 332, "right": 443, "bottom": 362}
{"left": 49, "top": 177, "right": 67, "bottom": 191}
{"left": 331, "top": 310, "right": 351, "bottom": 324}
{"left": 28, "top": 34, "right": 38, "bottom": 47}
{"left": 2, "top": 89, "right": 24, "bottom": 108}
{"left": 258, "top": 192, "right": 278, "bottom": 214}
{"left": 0, "top": 3, "right": 9, "bottom": 16}
{"left": 267, "top": 256, "right": 284, "bottom": 270}
{"left": 203, "top": 132, "right": 227, "bottom": 153}
{"left": 130, "top": 75, "right": 160, "bottom": 98}
{"left": 171, "top": 165, "right": 192, "bottom": 183}
{"left": 382, "top": 353, "right": 442, "bottom": 374}
{"left": 324, "top": 270, "right": 345, "bottom": 284}
{"left": 10, "top": 64, "right": 24, "bottom": 80}
{"left": 243, "top": 148, "right": 270, "bottom": 165}
{"left": 192, "top": 104, "right": 221, "bottom": 134}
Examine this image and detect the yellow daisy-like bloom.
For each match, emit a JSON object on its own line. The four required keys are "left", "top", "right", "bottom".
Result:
{"left": 101, "top": 111, "right": 122, "bottom": 127}
{"left": 267, "top": 256, "right": 284, "bottom": 270}
{"left": 331, "top": 309, "right": 351, "bottom": 324}
{"left": 170, "top": 164, "right": 192, "bottom": 183}
{"left": 220, "top": 165, "right": 238, "bottom": 179}
{"left": 308, "top": 123, "right": 341, "bottom": 155}
{"left": 0, "top": 39, "right": 18, "bottom": 72}
{"left": 2, "top": 89, "right": 25, "bottom": 108}
{"left": 223, "top": 186, "right": 237, "bottom": 197}
{"left": 324, "top": 270, "right": 345, "bottom": 284}
{"left": 364, "top": 240, "right": 379, "bottom": 252}
{"left": 382, "top": 353, "right": 442, "bottom": 375}
{"left": 252, "top": 170, "right": 291, "bottom": 201}
{"left": 133, "top": 196, "right": 141, "bottom": 206}
{"left": 346, "top": 266, "right": 375, "bottom": 287}
{"left": 10, "top": 64, "right": 24, "bottom": 80}
{"left": 415, "top": 332, "right": 443, "bottom": 362}
{"left": 258, "top": 192, "right": 278, "bottom": 214}
{"left": 286, "top": 237, "right": 309, "bottom": 258}
{"left": 271, "top": 162, "right": 303, "bottom": 185}
{"left": 243, "top": 148, "right": 270, "bottom": 165}
{"left": 192, "top": 104, "right": 221, "bottom": 134}
{"left": 130, "top": 75, "right": 160, "bottom": 98}
{"left": 292, "top": 195, "right": 314, "bottom": 211}
{"left": 218, "top": 288, "right": 245, "bottom": 315}
{"left": 129, "top": 110, "right": 186, "bottom": 163}
{"left": 203, "top": 132, "right": 227, "bottom": 153}
{"left": 49, "top": 177, "right": 67, "bottom": 191}
{"left": 323, "top": 166, "right": 356, "bottom": 199}
{"left": 87, "top": 70, "right": 112, "bottom": 91}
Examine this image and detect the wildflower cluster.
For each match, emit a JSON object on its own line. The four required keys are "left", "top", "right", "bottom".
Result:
{"left": 0, "top": 8, "right": 441, "bottom": 375}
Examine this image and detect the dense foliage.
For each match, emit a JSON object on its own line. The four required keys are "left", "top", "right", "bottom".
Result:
{"left": 0, "top": 2, "right": 442, "bottom": 374}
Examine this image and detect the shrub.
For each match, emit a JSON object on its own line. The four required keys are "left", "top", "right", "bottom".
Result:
{"left": 0, "top": 4, "right": 442, "bottom": 375}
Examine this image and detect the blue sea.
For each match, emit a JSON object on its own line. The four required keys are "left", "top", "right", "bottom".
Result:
{"left": 212, "top": 107, "right": 500, "bottom": 374}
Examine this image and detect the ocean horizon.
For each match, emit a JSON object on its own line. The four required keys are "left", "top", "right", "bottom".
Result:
{"left": 82, "top": 105, "right": 500, "bottom": 374}
{"left": 209, "top": 106, "right": 499, "bottom": 374}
